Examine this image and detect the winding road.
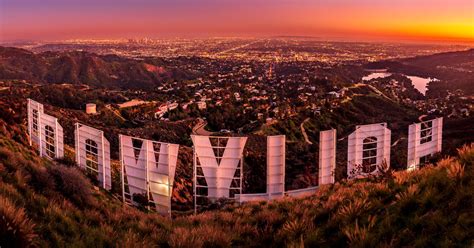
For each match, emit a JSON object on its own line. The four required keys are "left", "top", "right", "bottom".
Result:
{"left": 300, "top": 118, "right": 313, "bottom": 145}
{"left": 192, "top": 118, "right": 214, "bottom": 136}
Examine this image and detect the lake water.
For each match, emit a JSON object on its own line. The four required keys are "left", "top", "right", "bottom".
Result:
{"left": 406, "top": 76, "right": 438, "bottom": 95}
{"left": 362, "top": 72, "right": 437, "bottom": 95}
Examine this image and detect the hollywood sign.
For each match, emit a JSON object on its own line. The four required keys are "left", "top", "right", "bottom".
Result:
{"left": 27, "top": 99, "right": 443, "bottom": 214}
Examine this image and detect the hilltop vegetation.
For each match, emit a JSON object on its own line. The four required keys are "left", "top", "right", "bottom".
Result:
{"left": 0, "top": 116, "right": 473, "bottom": 247}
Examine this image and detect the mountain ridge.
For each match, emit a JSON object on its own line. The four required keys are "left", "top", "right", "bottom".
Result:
{"left": 0, "top": 46, "right": 196, "bottom": 89}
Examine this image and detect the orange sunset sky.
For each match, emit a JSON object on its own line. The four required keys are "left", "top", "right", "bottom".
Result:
{"left": 0, "top": 0, "right": 473, "bottom": 43}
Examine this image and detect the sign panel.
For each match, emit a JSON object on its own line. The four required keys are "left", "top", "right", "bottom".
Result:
{"left": 192, "top": 135, "right": 247, "bottom": 211}
{"left": 120, "top": 135, "right": 179, "bottom": 215}
{"left": 267, "top": 135, "right": 285, "bottom": 199}
{"left": 319, "top": 129, "right": 336, "bottom": 185}
{"left": 407, "top": 117, "right": 443, "bottom": 170}
{"left": 237, "top": 135, "right": 285, "bottom": 202}
{"left": 75, "top": 123, "right": 112, "bottom": 190}
{"left": 27, "top": 99, "right": 64, "bottom": 159}
{"left": 27, "top": 99, "right": 43, "bottom": 148}
{"left": 24, "top": 99, "right": 449, "bottom": 209}
{"left": 347, "top": 123, "right": 391, "bottom": 178}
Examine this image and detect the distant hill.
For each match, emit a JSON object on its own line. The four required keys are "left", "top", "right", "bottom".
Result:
{"left": 364, "top": 49, "right": 474, "bottom": 96}
{"left": 399, "top": 48, "right": 474, "bottom": 69}
{"left": 0, "top": 46, "right": 196, "bottom": 89}
{"left": 365, "top": 49, "right": 474, "bottom": 73}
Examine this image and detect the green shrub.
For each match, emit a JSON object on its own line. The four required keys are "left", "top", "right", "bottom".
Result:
{"left": 47, "top": 166, "right": 95, "bottom": 207}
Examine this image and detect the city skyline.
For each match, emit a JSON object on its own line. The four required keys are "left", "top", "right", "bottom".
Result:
{"left": 1, "top": 0, "right": 473, "bottom": 43}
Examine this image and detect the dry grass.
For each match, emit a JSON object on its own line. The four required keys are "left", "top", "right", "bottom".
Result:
{"left": 279, "top": 217, "right": 315, "bottom": 243}
{"left": 342, "top": 215, "right": 376, "bottom": 247}
{"left": 169, "top": 225, "right": 232, "bottom": 248}
{"left": 393, "top": 170, "right": 411, "bottom": 185}
{"left": 336, "top": 198, "right": 372, "bottom": 222}
{"left": 0, "top": 196, "right": 37, "bottom": 247}
{"left": 457, "top": 143, "right": 474, "bottom": 166}
{"left": 395, "top": 184, "right": 419, "bottom": 202}
{"left": 439, "top": 157, "right": 465, "bottom": 180}
{"left": 47, "top": 165, "right": 96, "bottom": 207}
{"left": 0, "top": 119, "right": 472, "bottom": 247}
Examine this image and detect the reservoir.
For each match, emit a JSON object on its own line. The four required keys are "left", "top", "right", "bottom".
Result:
{"left": 362, "top": 71, "right": 437, "bottom": 95}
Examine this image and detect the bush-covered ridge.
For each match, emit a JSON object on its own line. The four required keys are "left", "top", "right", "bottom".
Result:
{"left": 0, "top": 119, "right": 473, "bottom": 247}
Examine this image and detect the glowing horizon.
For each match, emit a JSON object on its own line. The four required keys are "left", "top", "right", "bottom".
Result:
{"left": 1, "top": 0, "right": 473, "bottom": 43}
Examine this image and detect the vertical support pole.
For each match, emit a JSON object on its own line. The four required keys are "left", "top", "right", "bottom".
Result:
{"left": 331, "top": 130, "right": 335, "bottom": 183}
{"left": 38, "top": 106, "right": 43, "bottom": 157}
{"left": 54, "top": 119, "right": 59, "bottom": 158}
{"left": 75, "top": 123, "right": 80, "bottom": 167}
{"left": 193, "top": 143, "right": 197, "bottom": 214}
{"left": 145, "top": 139, "right": 150, "bottom": 211}
{"left": 101, "top": 131, "right": 106, "bottom": 189}
{"left": 282, "top": 136, "right": 286, "bottom": 194}
{"left": 384, "top": 125, "right": 391, "bottom": 169}
{"left": 266, "top": 136, "right": 270, "bottom": 201}
{"left": 27, "top": 99, "right": 32, "bottom": 146}
{"left": 413, "top": 123, "right": 419, "bottom": 170}
{"left": 414, "top": 123, "right": 421, "bottom": 169}
{"left": 238, "top": 138, "right": 243, "bottom": 202}
{"left": 437, "top": 118, "right": 443, "bottom": 153}
{"left": 217, "top": 137, "right": 220, "bottom": 198}
{"left": 240, "top": 148, "right": 243, "bottom": 203}
{"left": 120, "top": 135, "right": 125, "bottom": 204}
{"left": 167, "top": 144, "right": 172, "bottom": 218}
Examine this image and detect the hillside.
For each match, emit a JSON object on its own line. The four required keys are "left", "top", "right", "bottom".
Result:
{"left": 364, "top": 48, "right": 474, "bottom": 96}
{"left": 0, "top": 115, "right": 473, "bottom": 247}
{"left": 0, "top": 46, "right": 197, "bottom": 89}
{"left": 365, "top": 49, "right": 474, "bottom": 75}
{"left": 400, "top": 49, "right": 474, "bottom": 70}
{"left": 2, "top": 81, "right": 473, "bottom": 214}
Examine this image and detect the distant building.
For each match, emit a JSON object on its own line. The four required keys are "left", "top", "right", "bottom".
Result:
{"left": 118, "top": 99, "right": 148, "bottom": 109}
{"left": 234, "top": 92, "right": 241, "bottom": 101}
{"left": 168, "top": 102, "right": 179, "bottom": 111}
{"left": 154, "top": 102, "right": 179, "bottom": 119}
{"left": 266, "top": 117, "right": 277, "bottom": 125}
{"left": 155, "top": 104, "right": 168, "bottom": 119}
{"left": 327, "top": 91, "right": 340, "bottom": 98}
{"left": 197, "top": 101, "right": 207, "bottom": 110}
{"left": 86, "top": 103, "right": 97, "bottom": 114}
